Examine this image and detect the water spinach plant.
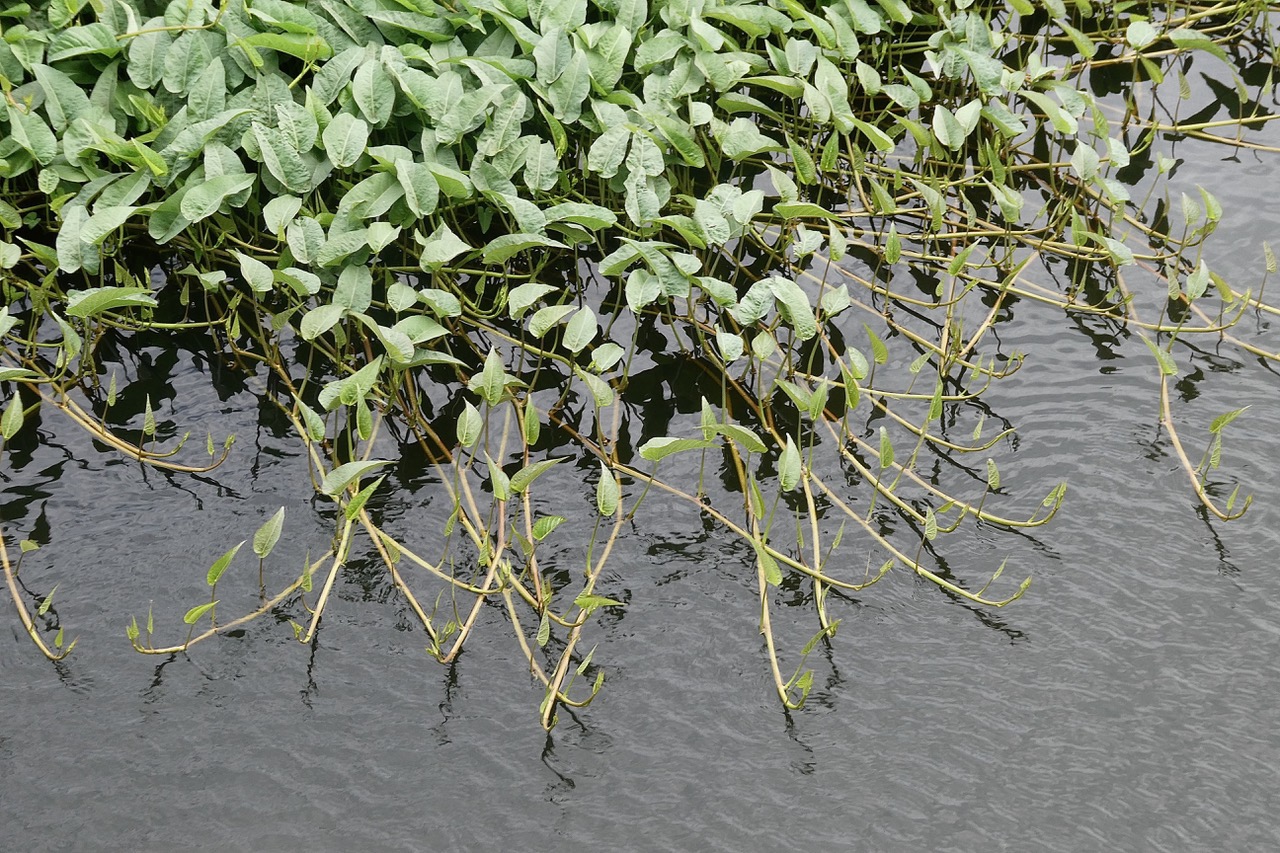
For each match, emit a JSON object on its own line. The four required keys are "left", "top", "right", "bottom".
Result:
{"left": 1, "top": 0, "right": 1277, "bottom": 726}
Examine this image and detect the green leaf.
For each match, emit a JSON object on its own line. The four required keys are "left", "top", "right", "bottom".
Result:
{"left": 254, "top": 124, "right": 312, "bottom": 194}
{"left": 625, "top": 269, "right": 661, "bottom": 312}
{"left": 297, "top": 397, "right": 326, "bottom": 442}
{"left": 235, "top": 252, "right": 274, "bottom": 294}
{"left": 241, "top": 31, "right": 332, "bottom": 62}
{"left": 587, "top": 125, "right": 631, "bottom": 178}
{"left": 508, "top": 283, "right": 558, "bottom": 319}
{"left": 263, "top": 197, "right": 302, "bottom": 237}
{"left": 544, "top": 202, "right": 617, "bottom": 231}
{"left": 779, "top": 435, "right": 801, "bottom": 491}
{"left": 864, "top": 324, "right": 888, "bottom": 364}
{"left": 844, "top": 348, "right": 869, "bottom": 384}
{"left": 777, "top": 379, "right": 813, "bottom": 413}
{"left": 547, "top": 51, "right": 590, "bottom": 123}
{"left": 480, "top": 348, "right": 506, "bottom": 406}
{"left": 768, "top": 277, "right": 816, "bottom": 339}
{"left": 418, "top": 223, "right": 472, "bottom": 270}
{"left": 1070, "top": 143, "right": 1100, "bottom": 182}
{"left": 1127, "top": 20, "right": 1157, "bottom": 50}
{"left": 358, "top": 399, "right": 377, "bottom": 442}
{"left": 852, "top": 118, "right": 894, "bottom": 152}
{"left": 457, "top": 401, "right": 482, "bottom": 448}
{"left": 638, "top": 436, "right": 715, "bottom": 462}
{"left": 1058, "top": 21, "right": 1097, "bottom": 61}
{"left": 183, "top": 601, "right": 219, "bottom": 625}
{"left": 485, "top": 453, "right": 510, "bottom": 501}
{"left": 530, "top": 304, "right": 576, "bottom": 337}
{"left": 163, "top": 31, "right": 216, "bottom": 94}
{"left": 335, "top": 172, "right": 399, "bottom": 227}
{"left": 509, "top": 458, "right": 566, "bottom": 494}
{"left": 352, "top": 60, "right": 396, "bottom": 125}
{"left": 596, "top": 460, "right": 619, "bottom": 516}
{"left": 563, "top": 305, "right": 597, "bottom": 354}
{"left": 928, "top": 380, "right": 943, "bottom": 423}
{"left": 820, "top": 285, "right": 851, "bottom": 318}
{"left": 483, "top": 233, "right": 567, "bottom": 264}
{"left": 131, "top": 139, "right": 168, "bottom": 177}
{"left": 882, "top": 223, "right": 902, "bottom": 264}
{"left": 1197, "top": 186, "right": 1222, "bottom": 224}
{"left": 127, "top": 24, "right": 173, "bottom": 89}
{"left": 66, "top": 287, "right": 158, "bottom": 319}
{"left": 716, "top": 329, "right": 745, "bottom": 362}
{"left": 180, "top": 174, "right": 256, "bottom": 224}
{"left": 322, "top": 112, "right": 370, "bottom": 169}
{"left": 8, "top": 105, "right": 58, "bottom": 165}
{"left": 808, "top": 380, "right": 830, "bottom": 422}
{"left": 49, "top": 23, "right": 120, "bottom": 61}
{"left": 1185, "top": 260, "right": 1210, "bottom": 301}
{"left": 253, "top": 508, "right": 286, "bottom": 559}
{"left": 774, "top": 202, "right": 838, "bottom": 220}
{"left": 187, "top": 59, "right": 226, "bottom": 121}
{"left": 33, "top": 63, "right": 90, "bottom": 133}
{"left": 318, "top": 357, "right": 382, "bottom": 411}
{"left": 574, "top": 593, "right": 626, "bottom": 613}
{"left": 395, "top": 160, "right": 439, "bottom": 217}
{"left": 753, "top": 539, "right": 783, "bottom": 586}
{"left": 590, "top": 342, "right": 625, "bottom": 373}
{"left": 535, "top": 29, "right": 573, "bottom": 86}
{"left": 878, "top": 426, "right": 894, "bottom": 468}
{"left": 796, "top": 225, "right": 826, "bottom": 258}
{"left": 986, "top": 458, "right": 1001, "bottom": 491}
{"left": 1022, "top": 90, "right": 1077, "bottom": 135}
{"left": 1, "top": 393, "right": 23, "bottom": 441}
{"left": 300, "top": 304, "right": 346, "bottom": 341}
{"left": 537, "top": 612, "right": 551, "bottom": 647}
{"left": 716, "top": 117, "right": 783, "bottom": 161}
{"left": 1167, "top": 28, "right": 1229, "bottom": 63}
{"left": 523, "top": 400, "right": 541, "bottom": 445}
{"left": 575, "top": 366, "right": 615, "bottom": 407}
{"left": 334, "top": 265, "right": 372, "bottom": 314}
{"left": 532, "top": 515, "right": 565, "bottom": 540}
{"left": 1140, "top": 336, "right": 1178, "bottom": 376}
{"left": 981, "top": 101, "right": 1027, "bottom": 138}
{"left": 1209, "top": 407, "right": 1248, "bottom": 434}
{"left": 0, "top": 201, "right": 20, "bottom": 230}
{"left": 932, "top": 104, "right": 966, "bottom": 150}
{"left": 1095, "top": 235, "right": 1135, "bottom": 267}
{"left": 653, "top": 114, "right": 704, "bottom": 168}
{"left": 207, "top": 541, "right": 245, "bottom": 586}
{"left": 321, "top": 460, "right": 393, "bottom": 496}
{"left": 717, "top": 423, "right": 767, "bottom": 453}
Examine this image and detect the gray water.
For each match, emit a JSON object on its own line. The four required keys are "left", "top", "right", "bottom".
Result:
{"left": 5, "top": 95, "right": 1280, "bottom": 853}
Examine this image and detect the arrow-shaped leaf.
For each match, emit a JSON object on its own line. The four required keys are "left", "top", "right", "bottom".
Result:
{"left": 321, "top": 459, "right": 392, "bottom": 496}
{"left": 207, "top": 541, "right": 245, "bottom": 586}
{"left": 253, "top": 508, "right": 285, "bottom": 558}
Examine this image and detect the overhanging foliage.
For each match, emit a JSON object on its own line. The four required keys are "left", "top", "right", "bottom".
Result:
{"left": 1, "top": 0, "right": 1277, "bottom": 726}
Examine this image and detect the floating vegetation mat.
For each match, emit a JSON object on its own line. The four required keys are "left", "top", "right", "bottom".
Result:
{"left": 1, "top": 0, "right": 1277, "bottom": 726}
